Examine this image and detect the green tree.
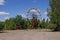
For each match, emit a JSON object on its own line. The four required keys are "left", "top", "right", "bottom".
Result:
{"left": 21, "top": 19, "right": 28, "bottom": 29}
{"left": 48, "top": 0, "right": 60, "bottom": 31}
{"left": 4, "top": 19, "right": 9, "bottom": 30}
{"left": 15, "top": 15, "right": 23, "bottom": 29}
{"left": 38, "top": 20, "right": 41, "bottom": 29}
{"left": 8, "top": 18, "right": 15, "bottom": 30}
{"left": 15, "top": 15, "right": 28, "bottom": 29}
{"left": 15, "top": 15, "right": 22, "bottom": 25}
{"left": 0, "top": 22, "right": 4, "bottom": 30}
{"left": 5, "top": 18, "right": 15, "bottom": 30}
{"left": 25, "top": 19, "right": 32, "bottom": 29}
{"left": 41, "top": 18, "right": 46, "bottom": 29}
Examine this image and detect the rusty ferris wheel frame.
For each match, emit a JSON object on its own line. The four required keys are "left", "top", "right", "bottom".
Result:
{"left": 26, "top": 8, "right": 42, "bottom": 28}
{"left": 26, "top": 8, "right": 42, "bottom": 21}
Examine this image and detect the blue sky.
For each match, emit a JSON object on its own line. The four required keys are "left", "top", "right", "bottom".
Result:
{"left": 0, "top": 0, "right": 50, "bottom": 21}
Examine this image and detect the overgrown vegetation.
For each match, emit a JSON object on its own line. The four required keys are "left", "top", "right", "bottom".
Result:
{"left": 48, "top": 0, "right": 60, "bottom": 31}
{"left": 0, "top": 22, "right": 4, "bottom": 30}
{"left": 0, "top": 15, "right": 52, "bottom": 30}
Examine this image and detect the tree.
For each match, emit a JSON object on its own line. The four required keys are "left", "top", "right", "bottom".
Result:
{"left": 8, "top": 18, "right": 15, "bottom": 30}
{"left": 25, "top": 18, "right": 32, "bottom": 29}
{"left": 40, "top": 18, "right": 46, "bottom": 29}
{"left": 15, "top": 15, "right": 23, "bottom": 29}
{"left": 4, "top": 18, "right": 15, "bottom": 30}
{"left": 49, "top": 0, "right": 60, "bottom": 31}
{"left": 4, "top": 19, "right": 9, "bottom": 30}
{"left": 0, "top": 22, "right": 4, "bottom": 30}
{"left": 21, "top": 19, "right": 28, "bottom": 29}
{"left": 37, "top": 20, "right": 41, "bottom": 29}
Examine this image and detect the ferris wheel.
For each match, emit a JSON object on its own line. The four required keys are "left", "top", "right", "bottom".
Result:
{"left": 26, "top": 8, "right": 42, "bottom": 21}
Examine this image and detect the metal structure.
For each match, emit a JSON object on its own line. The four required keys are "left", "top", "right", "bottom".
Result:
{"left": 26, "top": 8, "right": 41, "bottom": 28}
{"left": 26, "top": 8, "right": 41, "bottom": 20}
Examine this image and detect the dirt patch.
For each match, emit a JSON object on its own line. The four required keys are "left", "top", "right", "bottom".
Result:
{"left": 0, "top": 30, "right": 60, "bottom": 40}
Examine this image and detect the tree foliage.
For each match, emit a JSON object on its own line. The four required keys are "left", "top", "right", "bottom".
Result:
{"left": 48, "top": 0, "right": 60, "bottom": 31}
{"left": 0, "top": 22, "right": 4, "bottom": 30}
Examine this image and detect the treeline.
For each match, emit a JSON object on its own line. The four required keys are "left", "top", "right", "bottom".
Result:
{"left": 0, "top": 15, "right": 56, "bottom": 30}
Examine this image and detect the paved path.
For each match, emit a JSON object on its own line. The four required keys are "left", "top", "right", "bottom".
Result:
{"left": 0, "top": 30, "right": 60, "bottom": 40}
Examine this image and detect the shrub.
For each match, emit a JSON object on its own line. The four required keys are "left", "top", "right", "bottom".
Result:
{"left": 45, "top": 23, "right": 56, "bottom": 30}
{"left": 0, "top": 23, "right": 4, "bottom": 30}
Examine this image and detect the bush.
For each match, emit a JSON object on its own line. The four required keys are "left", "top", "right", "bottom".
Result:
{"left": 8, "top": 22, "right": 15, "bottom": 30}
{"left": 45, "top": 23, "right": 56, "bottom": 30}
{"left": 0, "top": 23, "right": 4, "bottom": 30}
{"left": 54, "top": 23, "right": 60, "bottom": 31}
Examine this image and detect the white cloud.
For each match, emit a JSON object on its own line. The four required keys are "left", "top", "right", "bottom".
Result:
{"left": 29, "top": 8, "right": 40, "bottom": 13}
{"left": 5, "top": 16, "right": 9, "bottom": 19}
{"left": 20, "top": 13, "right": 27, "bottom": 18}
{"left": 44, "top": 11, "right": 48, "bottom": 14}
{"left": 0, "top": 12, "right": 10, "bottom": 20}
{"left": 29, "top": 8, "right": 40, "bottom": 16}
{"left": 0, "top": 12, "right": 9, "bottom": 15}
{"left": 30, "top": 9, "right": 38, "bottom": 12}
{"left": 0, "top": 0, "right": 5, "bottom": 5}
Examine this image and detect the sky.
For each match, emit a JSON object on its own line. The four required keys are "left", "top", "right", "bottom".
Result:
{"left": 0, "top": 0, "right": 50, "bottom": 21}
